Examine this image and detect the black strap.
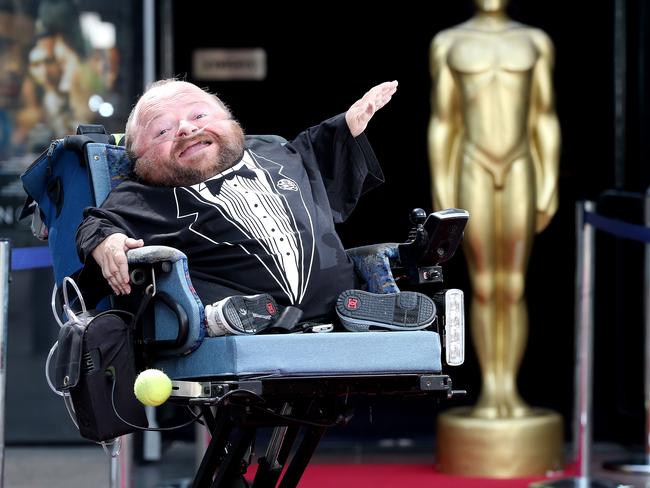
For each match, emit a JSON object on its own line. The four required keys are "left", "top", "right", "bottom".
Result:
{"left": 63, "top": 125, "right": 115, "bottom": 163}
{"left": 76, "top": 124, "right": 114, "bottom": 145}
{"left": 257, "top": 306, "right": 303, "bottom": 334}
{"left": 131, "top": 285, "right": 155, "bottom": 329}
{"left": 46, "top": 176, "right": 64, "bottom": 217}
{"left": 18, "top": 196, "right": 35, "bottom": 219}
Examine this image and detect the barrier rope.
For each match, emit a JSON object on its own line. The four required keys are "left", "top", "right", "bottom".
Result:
{"left": 10, "top": 246, "right": 51, "bottom": 271}
{"left": 585, "top": 210, "right": 650, "bottom": 243}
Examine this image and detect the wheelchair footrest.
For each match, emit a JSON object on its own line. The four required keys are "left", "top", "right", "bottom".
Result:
{"left": 169, "top": 373, "right": 456, "bottom": 405}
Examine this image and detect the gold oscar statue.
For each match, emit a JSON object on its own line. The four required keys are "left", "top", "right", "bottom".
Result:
{"left": 429, "top": 0, "right": 563, "bottom": 477}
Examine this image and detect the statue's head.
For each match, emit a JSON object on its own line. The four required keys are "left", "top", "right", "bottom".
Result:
{"left": 473, "top": 0, "right": 509, "bottom": 13}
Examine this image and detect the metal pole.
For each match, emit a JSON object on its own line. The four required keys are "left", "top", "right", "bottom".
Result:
{"left": 142, "top": 0, "right": 162, "bottom": 461}
{"left": 643, "top": 189, "right": 650, "bottom": 466}
{"left": 531, "top": 202, "right": 615, "bottom": 488}
{"left": 646, "top": 189, "right": 650, "bottom": 464}
{"left": 142, "top": 406, "right": 161, "bottom": 461}
{"left": 110, "top": 435, "right": 133, "bottom": 488}
{"left": 602, "top": 188, "right": 650, "bottom": 474}
{"left": 576, "top": 200, "right": 596, "bottom": 478}
{"left": 141, "top": 0, "right": 162, "bottom": 464}
{"left": 0, "top": 239, "right": 10, "bottom": 488}
{"left": 143, "top": 0, "right": 156, "bottom": 87}
{"left": 142, "top": 0, "right": 161, "bottom": 464}
{"left": 159, "top": 0, "right": 174, "bottom": 79}
{"left": 108, "top": 4, "right": 158, "bottom": 486}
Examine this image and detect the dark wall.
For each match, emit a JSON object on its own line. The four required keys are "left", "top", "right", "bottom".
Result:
{"left": 168, "top": 0, "right": 647, "bottom": 445}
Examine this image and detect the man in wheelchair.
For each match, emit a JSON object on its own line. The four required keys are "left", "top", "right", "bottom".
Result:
{"left": 75, "top": 78, "right": 437, "bottom": 335}
{"left": 23, "top": 77, "right": 469, "bottom": 487}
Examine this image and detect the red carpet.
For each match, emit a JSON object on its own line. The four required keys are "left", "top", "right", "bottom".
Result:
{"left": 246, "top": 464, "right": 576, "bottom": 487}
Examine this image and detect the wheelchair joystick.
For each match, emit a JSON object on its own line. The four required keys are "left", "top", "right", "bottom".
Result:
{"left": 407, "top": 208, "right": 427, "bottom": 243}
{"left": 398, "top": 208, "right": 444, "bottom": 283}
{"left": 399, "top": 208, "right": 469, "bottom": 273}
{"left": 410, "top": 207, "right": 427, "bottom": 225}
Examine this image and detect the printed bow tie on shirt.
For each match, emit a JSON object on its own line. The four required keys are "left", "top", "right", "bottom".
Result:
{"left": 204, "top": 166, "right": 257, "bottom": 195}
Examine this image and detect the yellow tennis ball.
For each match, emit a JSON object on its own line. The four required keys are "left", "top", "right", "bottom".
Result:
{"left": 134, "top": 369, "right": 172, "bottom": 407}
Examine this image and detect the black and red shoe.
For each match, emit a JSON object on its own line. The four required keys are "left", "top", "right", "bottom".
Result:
{"left": 336, "top": 290, "right": 436, "bottom": 332}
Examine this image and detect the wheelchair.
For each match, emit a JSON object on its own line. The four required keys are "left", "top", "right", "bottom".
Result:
{"left": 21, "top": 124, "right": 469, "bottom": 487}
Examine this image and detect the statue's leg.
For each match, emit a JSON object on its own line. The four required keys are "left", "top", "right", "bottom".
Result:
{"left": 497, "top": 158, "right": 536, "bottom": 417}
{"left": 458, "top": 160, "right": 500, "bottom": 419}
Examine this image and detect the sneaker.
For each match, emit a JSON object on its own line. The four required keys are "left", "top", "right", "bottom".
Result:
{"left": 205, "top": 294, "right": 279, "bottom": 336}
{"left": 336, "top": 290, "right": 436, "bottom": 332}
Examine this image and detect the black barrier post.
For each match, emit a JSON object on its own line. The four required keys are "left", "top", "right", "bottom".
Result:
{"left": 602, "top": 188, "right": 650, "bottom": 474}
{"left": 531, "top": 202, "right": 616, "bottom": 488}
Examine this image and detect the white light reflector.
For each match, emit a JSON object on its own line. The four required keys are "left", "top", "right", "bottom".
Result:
{"left": 444, "top": 289, "right": 465, "bottom": 366}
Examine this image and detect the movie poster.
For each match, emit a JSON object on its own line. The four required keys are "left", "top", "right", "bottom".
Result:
{"left": 0, "top": 0, "right": 143, "bottom": 443}
{"left": 0, "top": 0, "right": 140, "bottom": 246}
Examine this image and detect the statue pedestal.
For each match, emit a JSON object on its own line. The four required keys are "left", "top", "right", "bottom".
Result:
{"left": 436, "top": 407, "right": 564, "bottom": 477}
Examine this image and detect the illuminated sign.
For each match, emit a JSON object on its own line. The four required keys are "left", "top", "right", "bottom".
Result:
{"left": 192, "top": 48, "right": 267, "bottom": 81}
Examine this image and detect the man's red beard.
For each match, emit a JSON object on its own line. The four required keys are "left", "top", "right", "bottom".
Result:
{"left": 134, "top": 122, "right": 246, "bottom": 187}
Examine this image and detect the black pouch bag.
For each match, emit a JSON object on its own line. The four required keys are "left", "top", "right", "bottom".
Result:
{"left": 55, "top": 310, "right": 148, "bottom": 442}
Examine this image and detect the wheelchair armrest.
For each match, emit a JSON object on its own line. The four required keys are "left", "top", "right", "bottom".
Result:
{"left": 126, "top": 245, "right": 205, "bottom": 357}
{"left": 126, "top": 245, "right": 187, "bottom": 265}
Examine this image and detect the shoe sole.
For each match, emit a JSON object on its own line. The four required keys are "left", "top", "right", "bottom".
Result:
{"left": 216, "top": 294, "right": 279, "bottom": 334}
{"left": 336, "top": 290, "right": 436, "bottom": 332}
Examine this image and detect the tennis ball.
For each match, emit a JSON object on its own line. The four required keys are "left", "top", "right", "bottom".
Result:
{"left": 134, "top": 369, "right": 172, "bottom": 407}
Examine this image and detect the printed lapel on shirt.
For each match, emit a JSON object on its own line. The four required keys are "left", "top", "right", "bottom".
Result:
{"left": 173, "top": 150, "right": 314, "bottom": 305}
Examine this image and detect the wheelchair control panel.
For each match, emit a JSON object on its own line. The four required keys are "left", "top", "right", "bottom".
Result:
{"left": 397, "top": 207, "right": 469, "bottom": 285}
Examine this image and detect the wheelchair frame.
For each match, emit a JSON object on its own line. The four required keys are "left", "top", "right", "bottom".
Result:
{"left": 21, "top": 125, "right": 469, "bottom": 487}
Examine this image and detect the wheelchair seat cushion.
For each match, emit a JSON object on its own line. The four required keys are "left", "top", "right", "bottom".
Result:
{"left": 153, "top": 330, "right": 442, "bottom": 380}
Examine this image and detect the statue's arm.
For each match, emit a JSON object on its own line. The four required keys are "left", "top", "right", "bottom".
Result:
{"left": 530, "top": 29, "right": 561, "bottom": 232}
{"left": 428, "top": 33, "right": 461, "bottom": 211}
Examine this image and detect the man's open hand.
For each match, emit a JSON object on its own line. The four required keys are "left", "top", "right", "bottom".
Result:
{"left": 345, "top": 80, "right": 398, "bottom": 137}
{"left": 91, "top": 233, "right": 144, "bottom": 295}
